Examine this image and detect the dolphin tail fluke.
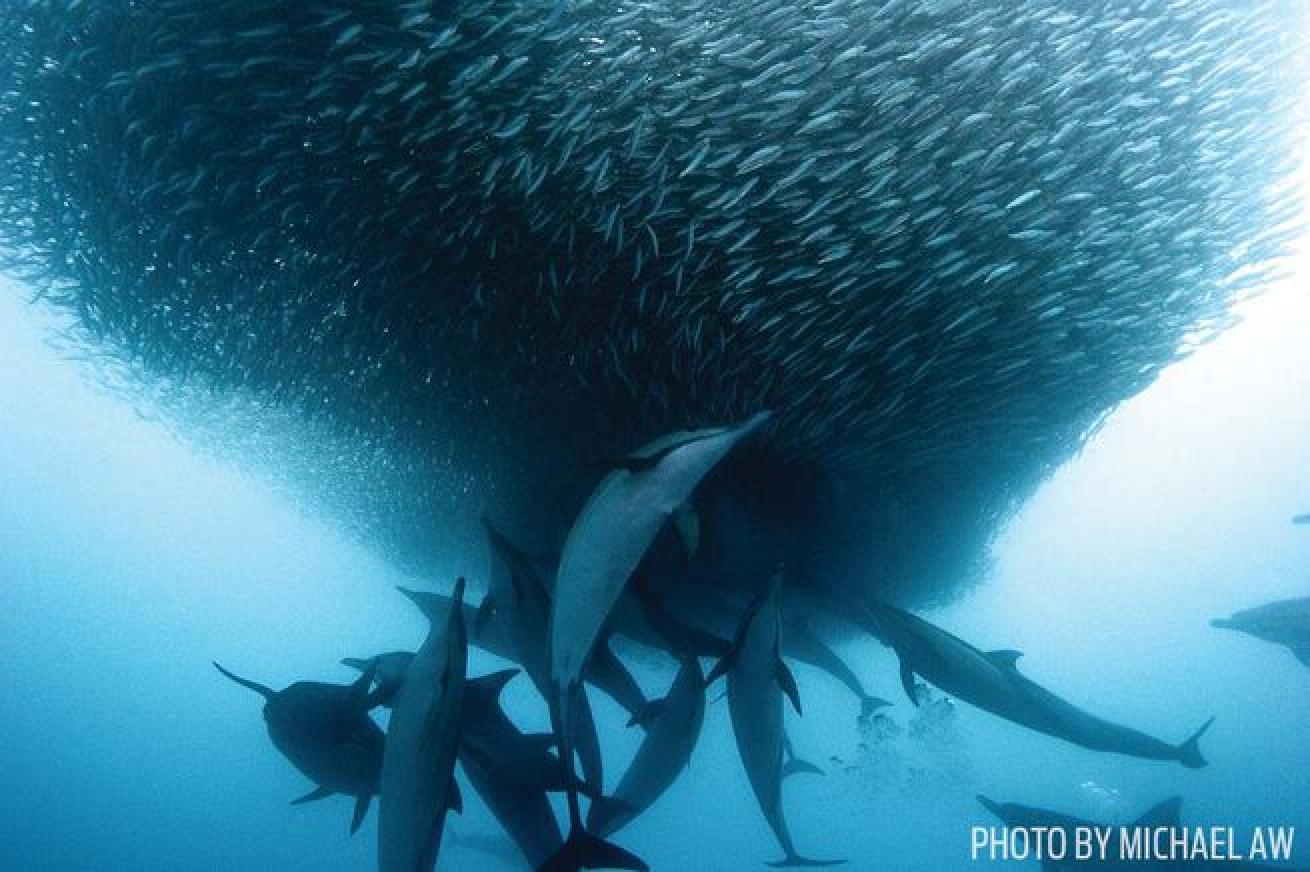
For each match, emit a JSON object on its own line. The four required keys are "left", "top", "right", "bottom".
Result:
{"left": 766, "top": 854, "right": 847, "bottom": 867}
{"left": 1177, "top": 716, "right": 1215, "bottom": 769}
{"left": 212, "top": 661, "right": 274, "bottom": 700}
{"left": 859, "top": 695, "right": 892, "bottom": 719}
{"left": 538, "top": 825, "right": 648, "bottom": 872}
{"left": 349, "top": 794, "right": 371, "bottom": 835}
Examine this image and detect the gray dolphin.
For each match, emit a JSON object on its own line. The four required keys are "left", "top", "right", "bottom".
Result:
{"left": 379, "top": 578, "right": 469, "bottom": 872}
{"left": 861, "top": 601, "right": 1213, "bottom": 768}
{"left": 213, "top": 661, "right": 382, "bottom": 835}
{"left": 978, "top": 794, "right": 1307, "bottom": 870}
{"left": 550, "top": 412, "right": 771, "bottom": 697}
{"left": 484, "top": 519, "right": 605, "bottom": 793}
{"left": 713, "top": 575, "right": 844, "bottom": 868}
{"left": 588, "top": 654, "right": 707, "bottom": 837}
{"left": 1213, "top": 597, "right": 1310, "bottom": 669}
{"left": 459, "top": 668, "right": 570, "bottom": 867}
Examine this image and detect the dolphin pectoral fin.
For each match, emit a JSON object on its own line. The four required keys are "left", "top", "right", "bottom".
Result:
{"left": 672, "top": 501, "right": 700, "bottom": 561}
{"left": 1133, "top": 796, "right": 1183, "bottom": 828}
{"left": 898, "top": 658, "right": 919, "bottom": 706}
{"left": 781, "top": 756, "right": 825, "bottom": 779}
{"left": 985, "top": 649, "right": 1023, "bottom": 671}
{"left": 704, "top": 652, "right": 735, "bottom": 687}
{"left": 473, "top": 592, "right": 496, "bottom": 635}
{"left": 448, "top": 777, "right": 463, "bottom": 814}
{"left": 860, "top": 696, "right": 892, "bottom": 719}
{"left": 349, "top": 794, "right": 371, "bottom": 836}
{"left": 776, "top": 657, "right": 803, "bottom": 716}
{"left": 1176, "top": 716, "right": 1215, "bottom": 769}
{"left": 1292, "top": 645, "right": 1310, "bottom": 669}
{"left": 290, "top": 785, "right": 333, "bottom": 805}
{"left": 627, "top": 696, "right": 667, "bottom": 728}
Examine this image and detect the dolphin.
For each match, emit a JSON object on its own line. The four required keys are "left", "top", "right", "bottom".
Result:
{"left": 860, "top": 601, "right": 1213, "bottom": 768}
{"left": 1213, "top": 597, "right": 1310, "bottom": 669}
{"left": 549, "top": 412, "right": 771, "bottom": 699}
{"left": 484, "top": 519, "right": 605, "bottom": 793}
{"left": 213, "top": 661, "right": 384, "bottom": 835}
{"left": 712, "top": 575, "right": 844, "bottom": 868}
{"left": 458, "top": 668, "right": 569, "bottom": 867}
{"left": 1293, "top": 514, "right": 1309, "bottom": 525}
{"left": 340, "top": 651, "right": 414, "bottom": 708}
{"left": 977, "top": 794, "right": 1308, "bottom": 870}
{"left": 588, "top": 653, "right": 707, "bottom": 837}
{"left": 379, "top": 578, "right": 469, "bottom": 872}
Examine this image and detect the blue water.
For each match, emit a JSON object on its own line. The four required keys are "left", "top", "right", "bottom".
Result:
{"left": 1, "top": 278, "right": 1308, "bottom": 870}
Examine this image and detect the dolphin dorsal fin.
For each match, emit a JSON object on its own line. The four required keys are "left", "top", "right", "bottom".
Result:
{"left": 1134, "top": 796, "right": 1183, "bottom": 828}
{"left": 349, "top": 661, "right": 377, "bottom": 706}
{"left": 986, "top": 649, "right": 1023, "bottom": 670}
{"left": 775, "top": 655, "right": 802, "bottom": 715}
{"left": 469, "top": 667, "right": 520, "bottom": 701}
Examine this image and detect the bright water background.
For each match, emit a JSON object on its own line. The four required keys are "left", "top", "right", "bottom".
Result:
{"left": 2, "top": 120, "right": 1310, "bottom": 869}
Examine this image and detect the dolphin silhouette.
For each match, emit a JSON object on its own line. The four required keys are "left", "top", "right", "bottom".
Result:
{"left": 379, "top": 578, "right": 468, "bottom": 872}
{"left": 861, "top": 601, "right": 1213, "bottom": 768}
{"left": 712, "top": 575, "right": 844, "bottom": 868}
{"left": 212, "top": 661, "right": 382, "bottom": 834}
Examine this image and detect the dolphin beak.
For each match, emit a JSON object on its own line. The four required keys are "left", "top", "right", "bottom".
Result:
{"left": 1210, "top": 618, "right": 1236, "bottom": 630}
{"left": 976, "top": 795, "right": 1003, "bottom": 818}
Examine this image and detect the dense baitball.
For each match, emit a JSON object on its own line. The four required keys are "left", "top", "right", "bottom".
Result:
{"left": 0, "top": 0, "right": 1302, "bottom": 610}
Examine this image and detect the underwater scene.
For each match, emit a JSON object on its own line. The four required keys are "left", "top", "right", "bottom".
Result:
{"left": 1, "top": 2, "right": 1308, "bottom": 870}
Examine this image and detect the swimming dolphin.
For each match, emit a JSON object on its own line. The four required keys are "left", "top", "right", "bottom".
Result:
{"left": 1293, "top": 514, "right": 1309, "bottom": 525}
{"left": 861, "top": 601, "right": 1213, "bottom": 768}
{"left": 484, "top": 519, "right": 605, "bottom": 793}
{"left": 713, "top": 575, "right": 844, "bottom": 868}
{"left": 977, "top": 794, "right": 1308, "bottom": 870}
{"left": 549, "top": 412, "right": 771, "bottom": 699}
{"left": 340, "top": 651, "right": 414, "bottom": 708}
{"left": 212, "top": 661, "right": 383, "bottom": 835}
{"left": 379, "top": 578, "right": 469, "bottom": 872}
{"left": 588, "top": 653, "right": 707, "bottom": 837}
{"left": 459, "top": 668, "right": 569, "bottom": 867}
{"left": 1212, "top": 597, "right": 1310, "bottom": 669}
